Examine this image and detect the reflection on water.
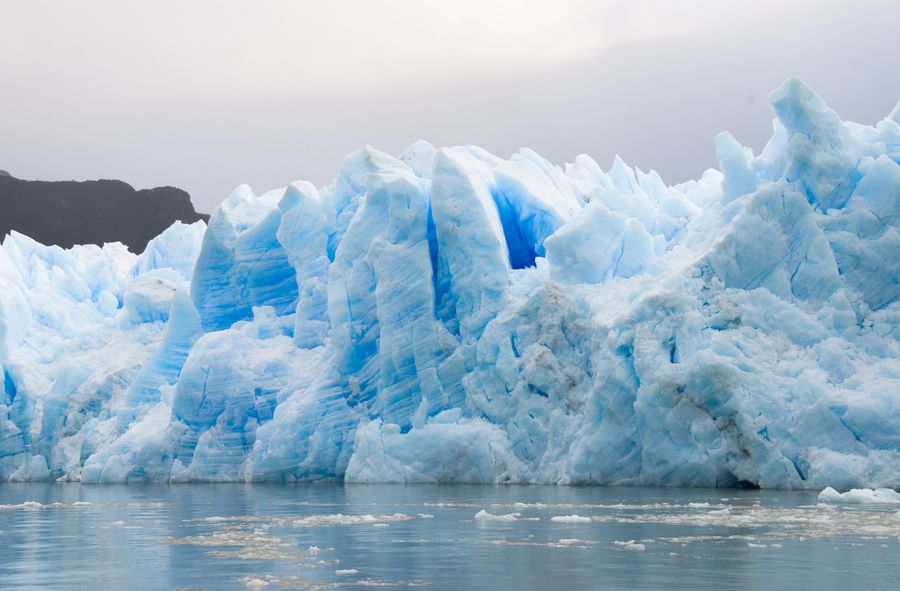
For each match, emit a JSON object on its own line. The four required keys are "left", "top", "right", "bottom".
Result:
{"left": 0, "top": 483, "right": 897, "bottom": 590}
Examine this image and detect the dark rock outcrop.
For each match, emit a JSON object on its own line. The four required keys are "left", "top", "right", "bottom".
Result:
{"left": 0, "top": 173, "right": 209, "bottom": 252}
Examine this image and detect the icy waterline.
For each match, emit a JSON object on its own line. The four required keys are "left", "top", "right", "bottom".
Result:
{"left": 0, "top": 483, "right": 898, "bottom": 591}
{"left": 0, "top": 78, "right": 899, "bottom": 487}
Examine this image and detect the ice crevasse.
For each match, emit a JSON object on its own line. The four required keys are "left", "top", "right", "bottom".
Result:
{"left": 1, "top": 78, "right": 899, "bottom": 488}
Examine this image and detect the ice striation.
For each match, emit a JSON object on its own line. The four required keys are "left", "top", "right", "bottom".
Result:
{"left": 1, "top": 79, "right": 898, "bottom": 488}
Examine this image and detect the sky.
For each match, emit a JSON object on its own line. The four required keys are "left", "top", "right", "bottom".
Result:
{"left": 1, "top": 0, "right": 899, "bottom": 213}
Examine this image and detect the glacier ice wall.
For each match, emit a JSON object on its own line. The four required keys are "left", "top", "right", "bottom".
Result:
{"left": 1, "top": 79, "right": 899, "bottom": 488}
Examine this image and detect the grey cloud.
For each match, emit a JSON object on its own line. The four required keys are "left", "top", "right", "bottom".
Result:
{"left": 0, "top": 1, "right": 897, "bottom": 213}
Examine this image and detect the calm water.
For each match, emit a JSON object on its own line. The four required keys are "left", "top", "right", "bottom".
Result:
{"left": 0, "top": 483, "right": 897, "bottom": 590}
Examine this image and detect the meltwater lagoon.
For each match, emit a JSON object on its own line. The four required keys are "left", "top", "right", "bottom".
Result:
{"left": 1, "top": 483, "right": 898, "bottom": 591}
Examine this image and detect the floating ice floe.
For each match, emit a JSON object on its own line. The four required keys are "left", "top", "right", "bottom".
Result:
{"left": 817, "top": 487, "right": 900, "bottom": 505}
{"left": 474, "top": 510, "right": 520, "bottom": 522}
{"left": 550, "top": 515, "right": 592, "bottom": 523}
{"left": 614, "top": 540, "right": 646, "bottom": 551}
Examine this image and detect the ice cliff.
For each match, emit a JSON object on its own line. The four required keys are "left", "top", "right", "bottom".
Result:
{"left": 1, "top": 79, "right": 898, "bottom": 488}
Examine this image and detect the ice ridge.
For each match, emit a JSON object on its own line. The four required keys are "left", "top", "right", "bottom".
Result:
{"left": 1, "top": 79, "right": 898, "bottom": 488}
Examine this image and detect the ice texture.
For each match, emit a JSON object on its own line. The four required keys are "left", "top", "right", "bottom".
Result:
{"left": 1, "top": 79, "right": 899, "bottom": 488}
{"left": 817, "top": 487, "right": 900, "bottom": 504}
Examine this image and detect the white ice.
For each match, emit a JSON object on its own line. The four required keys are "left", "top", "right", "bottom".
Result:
{"left": 818, "top": 487, "right": 900, "bottom": 504}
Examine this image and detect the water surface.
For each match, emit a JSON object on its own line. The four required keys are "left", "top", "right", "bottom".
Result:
{"left": 0, "top": 483, "right": 897, "bottom": 590}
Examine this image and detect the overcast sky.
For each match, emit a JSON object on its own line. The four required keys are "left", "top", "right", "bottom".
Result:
{"left": 2, "top": 0, "right": 898, "bottom": 212}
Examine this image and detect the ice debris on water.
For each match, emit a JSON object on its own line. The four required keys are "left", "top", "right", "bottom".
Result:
{"left": 614, "top": 540, "right": 646, "bottom": 551}
{"left": 817, "top": 487, "right": 900, "bottom": 505}
{"left": 1, "top": 78, "right": 899, "bottom": 488}
{"left": 475, "top": 510, "right": 520, "bottom": 522}
{"left": 550, "top": 515, "right": 592, "bottom": 523}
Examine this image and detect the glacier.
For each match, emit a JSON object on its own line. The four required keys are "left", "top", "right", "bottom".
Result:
{"left": 1, "top": 78, "right": 898, "bottom": 488}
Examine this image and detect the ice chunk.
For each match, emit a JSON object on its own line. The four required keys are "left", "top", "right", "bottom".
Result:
{"left": 275, "top": 182, "right": 332, "bottom": 348}
{"left": 817, "top": 487, "right": 900, "bottom": 505}
{"left": 613, "top": 540, "right": 646, "bottom": 551}
{"left": 191, "top": 185, "right": 297, "bottom": 332}
{"left": 399, "top": 140, "right": 436, "bottom": 179}
{"left": 550, "top": 515, "right": 592, "bottom": 523}
{"left": 768, "top": 77, "right": 865, "bottom": 209}
{"left": 492, "top": 154, "right": 581, "bottom": 268}
{"left": 715, "top": 131, "right": 758, "bottom": 203}
{"left": 474, "top": 509, "right": 520, "bottom": 522}
{"left": 430, "top": 148, "right": 509, "bottom": 340}
{"left": 131, "top": 220, "right": 206, "bottom": 281}
{"left": 120, "top": 269, "right": 181, "bottom": 325}
{"left": 544, "top": 200, "right": 657, "bottom": 283}
{"left": 346, "top": 418, "right": 524, "bottom": 483}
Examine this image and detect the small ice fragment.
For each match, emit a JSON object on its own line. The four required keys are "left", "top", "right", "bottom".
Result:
{"left": 513, "top": 502, "right": 548, "bottom": 509}
{"left": 614, "top": 540, "right": 645, "bottom": 551}
{"left": 245, "top": 579, "right": 268, "bottom": 589}
{"left": 474, "top": 510, "right": 520, "bottom": 522}
{"left": 335, "top": 569, "right": 358, "bottom": 575}
{"left": 817, "top": 487, "right": 900, "bottom": 505}
{"left": 550, "top": 515, "right": 591, "bottom": 523}
{"left": 22, "top": 502, "right": 42, "bottom": 509}
{"left": 748, "top": 543, "right": 767, "bottom": 548}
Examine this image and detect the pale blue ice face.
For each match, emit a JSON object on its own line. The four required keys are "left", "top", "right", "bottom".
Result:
{"left": 1, "top": 79, "right": 899, "bottom": 489}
